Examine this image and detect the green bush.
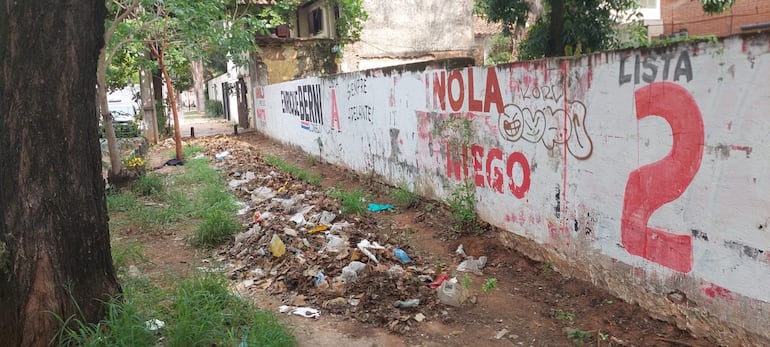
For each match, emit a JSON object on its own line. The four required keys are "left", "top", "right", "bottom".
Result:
{"left": 205, "top": 99, "right": 223, "bottom": 118}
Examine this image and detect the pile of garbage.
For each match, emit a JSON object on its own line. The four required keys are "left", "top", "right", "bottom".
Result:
{"left": 196, "top": 137, "right": 488, "bottom": 334}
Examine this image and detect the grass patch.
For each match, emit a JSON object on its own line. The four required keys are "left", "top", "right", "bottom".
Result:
{"left": 56, "top": 274, "right": 294, "bottom": 347}
{"left": 107, "top": 190, "right": 138, "bottom": 212}
{"left": 182, "top": 145, "right": 204, "bottom": 158}
{"left": 264, "top": 155, "right": 322, "bottom": 187}
{"left": 132, "top": 173, "right": 164, "bottom": 196}
{"left": 111, "top": 241, "right": 148, "bottom": 272}
{"left": 329, "top": 187, "right": 367, "bottom": 215}
{"left": 390, "top": 186, "right": 418, "bottom": 209}
{"left": 189, "top": 210, "right": 240, "bottom": 248}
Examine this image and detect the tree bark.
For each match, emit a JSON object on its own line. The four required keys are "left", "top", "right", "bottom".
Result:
{"left": 191, "top": 59, "right": 207, "bottom": 115}
{"left": 151, "top": 45, "right": 184, "bottom": 160}
{"left": 97, "top": 53, "right": 123, "bottom": 177}
{"left": 548, "top": 0, "right": 565, "bottom": 57}
{"left": 0, "top": 1, "right": 121, "bottom": 346}
{"left": 140, "top": 59, "right": 159, "bottom": 144}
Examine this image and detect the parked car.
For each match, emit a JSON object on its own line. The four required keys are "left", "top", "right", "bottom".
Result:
{"left": 109, "top": 103, "right": 137, "bottom": 123}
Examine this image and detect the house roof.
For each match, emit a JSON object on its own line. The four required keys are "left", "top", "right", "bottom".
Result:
{"left": 473, "top": 15, "right": 502, "bottom": 37}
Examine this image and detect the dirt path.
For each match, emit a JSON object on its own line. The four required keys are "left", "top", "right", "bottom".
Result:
{"left": 134, "top": 127, "right": 717, "bottom": 347}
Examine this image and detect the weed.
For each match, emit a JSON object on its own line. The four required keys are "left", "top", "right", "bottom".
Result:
{"left": 482, "top": 278, "right": 497, "bottom": 294}
{"left": 132, "top": 173, "right": 164, "bottom": 196}
{"left": 55, "top": 273, "right": 294, "bottom": 347}
{"left": 462, "top": 273, "right": 473, "bottom": 290}
{"left": 264, "top": 155, "right": 322, "bottom": 187}
{"left": 424, "top": 203, "right": 435, "bottom": 212}
{"left": 111, "top": 241, "right": 148, "bottom": 272}
{"left": 390, "top": 186, "right": 419, "bottom": 209}
{"left": 566, "top": 328, "right": 592, "bottom": 346}
{"left": 190, "top": 210, "right": 240, "bottom": 248}
{"left": 328, "top": 187, "right": 367, "bottom": 215}
{"left": 541, "top": 261, "right": 555, "bottom": 275}
{"left": 177, "top": 157, "right": 221, "bottom": 185}
{"left": 106, "top": 190, "right": 138, "bottom": 212}
{"left": 304, "top": 154, "right": 318, "bottom": 166}
{"left": 182, "top": 145, "right": 204, "bottom": 158}
{"left": 554, "top": 308, "right": 576, "bottom": 323}
{"left": 446, "top": 180, "right": 477, "bottom": 232}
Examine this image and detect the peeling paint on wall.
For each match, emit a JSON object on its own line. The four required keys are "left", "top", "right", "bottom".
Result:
{"left": 259, "top": 35, "right": 770, "bottom": 344}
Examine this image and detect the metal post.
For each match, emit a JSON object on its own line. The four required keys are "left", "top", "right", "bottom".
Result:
{"left": 190, "top": 127, "right": 195, "bottom": 138}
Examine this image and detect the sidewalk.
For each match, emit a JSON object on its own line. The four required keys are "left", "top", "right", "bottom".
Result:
{"left": 176, "top": 109, "right": 237, "bottom": 138}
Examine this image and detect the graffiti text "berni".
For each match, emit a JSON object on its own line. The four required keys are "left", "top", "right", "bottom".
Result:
{"left": 619, "top": 50, "right": 692, "bottom": 86}
{"left": 280, "top": 84, "right": 324, "bottom": 125}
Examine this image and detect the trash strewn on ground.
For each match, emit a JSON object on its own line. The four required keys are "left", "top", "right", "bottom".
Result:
{"left": 193, "top": 136, "right": 488, "bottom": 335}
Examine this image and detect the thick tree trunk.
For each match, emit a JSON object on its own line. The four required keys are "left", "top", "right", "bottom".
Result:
{"left": 0, "top": 1, "right": 120, "bottom": 346}
{"left": 191, "top": 59, "right": 207, "bottom": 115}
{"left": 548, "top": 0, "right": 565, "bottom": 57}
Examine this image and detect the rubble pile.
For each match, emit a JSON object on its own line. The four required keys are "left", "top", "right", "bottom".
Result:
{"left": 193, "top": 137, "right": 481, "bottom": 334}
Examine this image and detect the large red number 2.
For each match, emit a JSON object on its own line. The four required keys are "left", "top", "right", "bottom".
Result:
{"left": 621, "top": 82, "right": 704, "bottom": 273}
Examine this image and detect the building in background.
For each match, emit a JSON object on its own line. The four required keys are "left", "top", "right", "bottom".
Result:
{"left": 661, "top": 0, "right": 770, "bottom": 37}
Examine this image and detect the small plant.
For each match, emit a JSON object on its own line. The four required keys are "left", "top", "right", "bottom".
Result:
{"left": 462, "top": 273, "right": 473, "bottom": 290}
{"left": 566, "top": 328, "right": 592, "bottom": 346}
{"left": 132, "top": 173, "right": 163, "bottom": 196}
{"left": 554, "top": 308, "right": 576, "bottom": 323}
{"left": 482, "top": 278, "right": 497, "bottom": 294}
{"left": 123, "top": 156, "right": 145, "bottom": 171}
{"left": 390, "top": 186, "right": 419, "bottom": 209}
{"left": 328, "top": 187, "right": 367, "bottom": 215}
{"left": 541, "top": 261, "right": 555, "bottom": 275}
{"left": 424, "top": 203, "right": 435, "bottom": 212}
{"left": 205, "top": 99, "right": 223, "bottom": 117}
{"left": 446, "top": 180, "right": 477, "bottom": 232}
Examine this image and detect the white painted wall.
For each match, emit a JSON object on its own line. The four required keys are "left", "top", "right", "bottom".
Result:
{"left": 260, "top": 34, "right": 770, "bottom": 344}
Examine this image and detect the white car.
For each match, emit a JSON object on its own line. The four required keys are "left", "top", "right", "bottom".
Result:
{"left": 109, "top": 103, "right": 137, "bottom": 123}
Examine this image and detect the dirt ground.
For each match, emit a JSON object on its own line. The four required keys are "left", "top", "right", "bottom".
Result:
{"left": 133, "top": 131, "right": 719, "bottom": 347}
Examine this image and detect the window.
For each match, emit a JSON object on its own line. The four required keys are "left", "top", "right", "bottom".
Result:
{"left": 308, "top": 7, "right": 323, "bottom": 35}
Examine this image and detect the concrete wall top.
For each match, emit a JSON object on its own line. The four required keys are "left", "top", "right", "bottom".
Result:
{"left": 257, "top": 33, "right": 770, "bottom": 344}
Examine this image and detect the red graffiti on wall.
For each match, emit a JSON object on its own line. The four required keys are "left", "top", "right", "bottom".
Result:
{"left": 621, "top": 82, "right": 704, "bottom": 273}
{"left": 429, "top": 67, "right": 504, "bottom": 114}
{"left": 446, "top": 143, "right": 531, "bottom": 199}
{"left": 330, "top": 88, "right": 341, "bottom": 132}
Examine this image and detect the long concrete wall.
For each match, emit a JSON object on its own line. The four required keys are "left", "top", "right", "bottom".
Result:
{"left": 256, "top": 33, "right": 770, "bottom": 345}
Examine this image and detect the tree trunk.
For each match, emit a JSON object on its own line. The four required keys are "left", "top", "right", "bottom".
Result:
{"left": 191, "top": 59, "right": 207, "bottom": 115}
{"left": 152, "top": 46, "right": 184, "bottom": 160}
{"left": 0, "top": 1, "right": 121, "bottom": 346}
{"left": 152, "top": 65, "right": 166, "bottom": 135}
{"left": 548, "top": 0, "right": 565, "bottom": 57}
{"left": 97, "top": 57, "right": 123, "bottom": 177}
{"left": 140, "top": 60, "right": 159, "bottom": 144}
